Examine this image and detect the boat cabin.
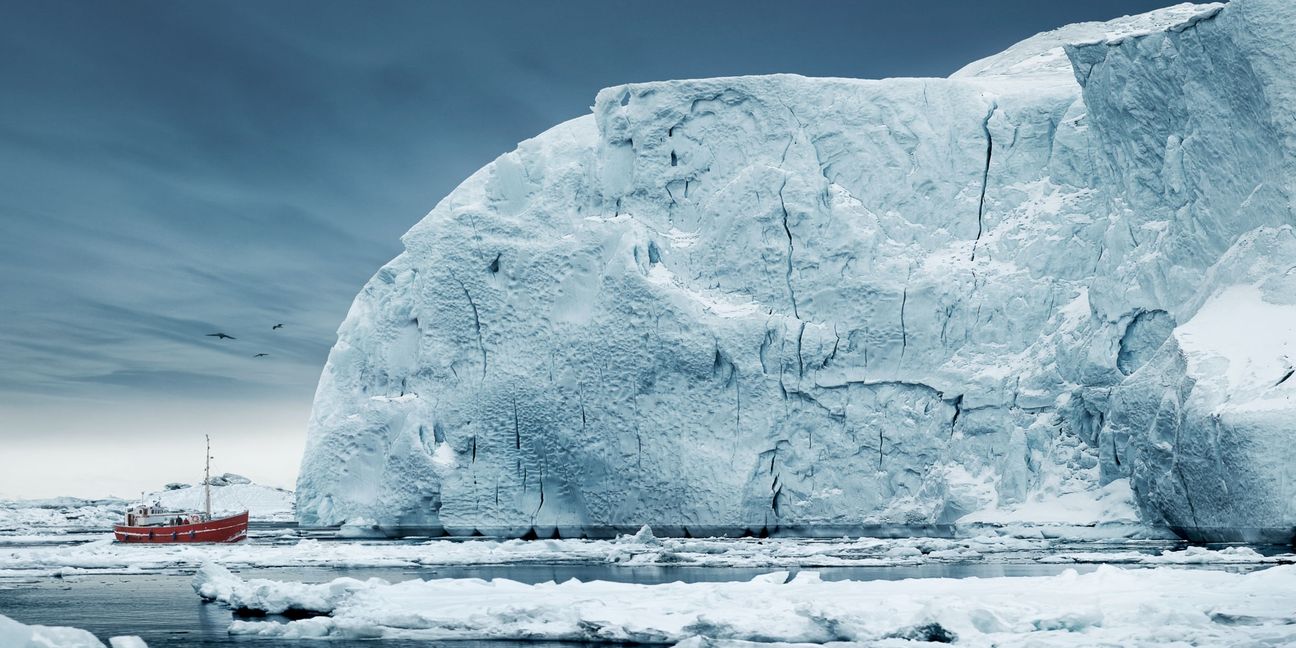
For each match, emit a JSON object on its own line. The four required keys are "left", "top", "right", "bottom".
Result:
{"left": 124, "top": 503, "right": 205, "bottom": 528}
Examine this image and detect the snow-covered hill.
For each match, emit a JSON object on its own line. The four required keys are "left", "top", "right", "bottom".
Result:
{"left": 153, "top": 483, "right": 293, "bottom": 521}
{"left": 297, "top": 0, "right": 1295, "bottom": 541}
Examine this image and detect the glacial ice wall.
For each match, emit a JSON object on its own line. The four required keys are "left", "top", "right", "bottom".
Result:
{"left": 298, "top": 1, "right": 1293, "bottom": 541}
{"left": 1068, "top": 0, "right": 1296, "bottom": 540}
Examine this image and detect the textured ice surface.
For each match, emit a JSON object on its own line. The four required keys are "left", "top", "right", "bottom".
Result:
{"left": 199, "top": 564, "right": 1296, "bottom": 646}
{"left": 1065, "top": 0, "right": 1296, "bottom": 540}
{"left": 1106, "top": 229, "right": 1296, "bottom": 541}
{"left": 0, "top": 613, "right": 144, "bottom": 648}
{"left": 298, "top": 0, "right": 1294, "bottom": 540}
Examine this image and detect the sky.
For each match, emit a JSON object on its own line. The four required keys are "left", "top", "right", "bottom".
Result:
{"left": 0, "top": 0, "right": 1185, "bottom": 499}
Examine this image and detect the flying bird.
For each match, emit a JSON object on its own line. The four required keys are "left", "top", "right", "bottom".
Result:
{"left": 253, "top": 353, "right": 269, "bottom": 358}
{"left": 272, "top": 323, "right": 284, "bottom": 330}
{"left": 206, "top": 333, "right": 236, "bottom": 340}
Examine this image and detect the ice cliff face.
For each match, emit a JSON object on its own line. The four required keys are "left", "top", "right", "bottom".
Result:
{"left": 1064, "top": 0, "right": 1296, "bottom": 542}
{"left": 1107, "top": 229, "right": 1296, "bottom": 542}
{"left": 298, "top": 0, "right": 1294, "bottom": 541}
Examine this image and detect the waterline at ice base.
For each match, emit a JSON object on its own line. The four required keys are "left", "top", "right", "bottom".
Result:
{"left": 296, "top": 0, "right": 1296, "bottom": 544}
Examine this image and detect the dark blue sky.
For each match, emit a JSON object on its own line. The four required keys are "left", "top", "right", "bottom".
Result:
{"left": 0, "top": 0, "right": 1185, "bottom": 496}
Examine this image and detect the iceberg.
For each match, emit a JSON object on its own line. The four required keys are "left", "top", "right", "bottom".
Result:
{"left": 297, "top": 0, "right": 1294, "bottom": 541}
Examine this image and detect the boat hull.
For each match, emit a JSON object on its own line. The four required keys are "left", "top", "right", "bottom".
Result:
{"left": 113, "top": 511, "right": 248, "bottom": 543}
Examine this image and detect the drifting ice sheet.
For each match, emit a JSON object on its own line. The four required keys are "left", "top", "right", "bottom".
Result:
{"left": 0, "top": 613, "right": 145, "bottom": 648}
{"left": 196, "top": 563, "right": 1296, "bottom": 646}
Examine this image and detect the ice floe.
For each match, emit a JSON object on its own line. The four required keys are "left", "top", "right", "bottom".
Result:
{"left": 194, "top": 562, "right": 1296, "bottom": 646}
{"left": 0, "top": 612, "right": 144, "bottom": 648}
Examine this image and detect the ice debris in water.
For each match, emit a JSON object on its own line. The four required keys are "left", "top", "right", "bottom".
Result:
{"left": 0, "top": 613, "right": 146, "bottom": 648}
{"left": 4, "top": 534, "right": 1288, "bottom": 576}
{"left": 620, "top": 524, "right": 659, "bottom": 545}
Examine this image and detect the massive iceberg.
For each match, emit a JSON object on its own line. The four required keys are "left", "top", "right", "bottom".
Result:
{"left": 298, "top": 0, "right": 1295, "bottom": 541}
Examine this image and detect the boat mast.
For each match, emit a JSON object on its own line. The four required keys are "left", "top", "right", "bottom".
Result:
{"left": 204, "top": 434, "right": 212, "bottom": 518}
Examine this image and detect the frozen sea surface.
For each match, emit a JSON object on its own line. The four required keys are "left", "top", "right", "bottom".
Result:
{"left": 1, "top": 523, "right": 1292, "bottom": 647}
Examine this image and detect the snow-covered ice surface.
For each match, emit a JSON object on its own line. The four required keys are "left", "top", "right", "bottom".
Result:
{"left": 958, "top": 479, "right": 1137, "bottom": 526}
{"left": 295, "top": 0, "right": 1296, "bottom": 542}
{"left": 0, "top": 612, "right": 145, "bottom": 648}
{"left": 194, "top": 562, "right": 1296, "bottom": 646}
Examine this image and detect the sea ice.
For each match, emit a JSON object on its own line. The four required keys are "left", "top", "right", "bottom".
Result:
{"left": 0, "top": 613, "right": 145, "bottom": 648}
{"left": 196, "top": 563, "right": 1296, "bottom": 646}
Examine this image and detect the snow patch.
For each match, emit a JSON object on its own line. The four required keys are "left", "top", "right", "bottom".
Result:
{"left": 961, "top": 479, "right": 1138, "bottom": 526}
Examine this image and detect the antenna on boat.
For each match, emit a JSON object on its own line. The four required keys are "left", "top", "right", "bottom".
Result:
{"left": 204, "top": 434, "right": 212, "bottom": 519}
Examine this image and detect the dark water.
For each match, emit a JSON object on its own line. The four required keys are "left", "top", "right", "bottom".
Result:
{"left": 0, "top": 562, "right": 1107, "bottom": 647}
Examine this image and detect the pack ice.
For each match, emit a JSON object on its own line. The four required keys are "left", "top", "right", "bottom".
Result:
{"left": 298, "top": 0, "right": 1295, "bottom": 542}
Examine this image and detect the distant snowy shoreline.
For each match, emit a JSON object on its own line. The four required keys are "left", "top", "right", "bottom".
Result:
{"left": 0, "top": 481, "right": 293, "bottom": 535}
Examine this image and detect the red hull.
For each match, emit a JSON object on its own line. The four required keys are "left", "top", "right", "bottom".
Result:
{"left": 114, "top": 511, "right": 248, "bottom": 543}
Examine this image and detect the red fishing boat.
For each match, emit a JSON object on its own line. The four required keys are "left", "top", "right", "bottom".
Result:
{"left": 113, "top": 436, "right": 248, "bottom": 543}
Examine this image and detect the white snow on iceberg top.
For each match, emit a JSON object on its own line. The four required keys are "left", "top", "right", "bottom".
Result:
{"left": 952, "top": 3, "right": 1223, "bottom": 79}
